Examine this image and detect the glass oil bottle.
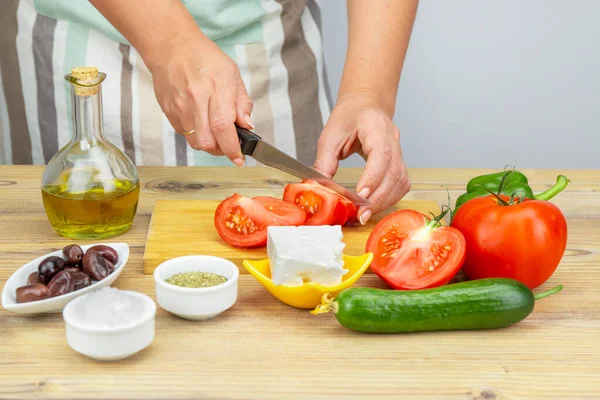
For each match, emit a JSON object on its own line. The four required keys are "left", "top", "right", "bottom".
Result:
{"left": 41, "top": 66, "right": 140, "bottom": 239}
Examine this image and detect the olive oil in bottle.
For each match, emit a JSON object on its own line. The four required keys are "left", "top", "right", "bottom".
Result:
{"left": 41, "top": 67, "right": 140, "bottom": 239}
{"left": 42, "top": 177, "right": 139, "bottom": 239}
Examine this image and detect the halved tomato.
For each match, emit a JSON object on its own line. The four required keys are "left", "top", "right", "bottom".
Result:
{"left": 283, "top": 179, "right": 357, "bottom": 226}
{"left": 214, "top": 194, "right": 306, "bottom": 248}
{"left": 365, "top": 209, "right": 466, "bottom": 290}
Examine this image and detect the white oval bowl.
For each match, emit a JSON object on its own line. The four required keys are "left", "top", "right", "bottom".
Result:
{"left": 1, "top": 243, "right": 129, "bottom": 315}
{"left": 154, "top": 255, "right": 239, "bottom": 320}
{"left": 63, "top": 289, "right": 156, "bottom": 361}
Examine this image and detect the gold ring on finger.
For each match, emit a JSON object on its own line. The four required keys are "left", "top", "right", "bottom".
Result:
{"left": 182, "top": 129, "right": 196, "bottom": 136}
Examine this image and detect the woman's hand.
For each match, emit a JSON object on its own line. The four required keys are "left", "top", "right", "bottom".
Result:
{"left": 89, "top": 0, "right": 254, "bottom": 166}
{"left": 314, "top": 92, "right": 411, "bottom": 224}
{"left": 147, "top": 35, "right": 254, "bottom": 166}
{"left": 312, "top": 0, "right": 417, "bottom": 224}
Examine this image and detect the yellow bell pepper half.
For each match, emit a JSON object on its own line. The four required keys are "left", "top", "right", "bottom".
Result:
{"left": 242, "top": 253, "right": 374, "bottom": 309}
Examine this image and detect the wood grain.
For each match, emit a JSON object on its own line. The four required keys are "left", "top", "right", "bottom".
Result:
{"left": 0, "top": 166, "right": 599, "bottom": 400}
{"left": 142, "top": 199, "right": 440, "bottom": 274}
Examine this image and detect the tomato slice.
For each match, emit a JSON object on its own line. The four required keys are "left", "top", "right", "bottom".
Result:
{"left": 214, "top": 194, "right": 306, "bottom": 248}
{"left": 365, "top": 210, "right": 466, "bottom": 290}
{"left": 340, "top": 198, "right": 359, "bottom": 225}
{"left": 252, "top": 197, "right": 307, "bottom": 225}
{"left": 283, "top": 179, "right": 357, "bottom": 226}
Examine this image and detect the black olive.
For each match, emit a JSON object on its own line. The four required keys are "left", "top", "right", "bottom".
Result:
{"left": 63, "top": 244, "right": 84, "bottom": 266}
{"left": 38, "top": 256, "right": 66, "bottom": 284}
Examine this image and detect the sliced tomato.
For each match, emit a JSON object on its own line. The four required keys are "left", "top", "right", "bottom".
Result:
{"left": 365, "top": 209, "right": 466, "bottom": 290}
{"left": 252, "top": 197, "right": 307, "bottom": 225}
{"left": 283, "top": 179, "right": 357, "bottom": 226}
{"left": 214, "top": 194, "right": 306, "bottom": 248}
{"left": 341, "top": 199, "right": 359, "bottom": 225}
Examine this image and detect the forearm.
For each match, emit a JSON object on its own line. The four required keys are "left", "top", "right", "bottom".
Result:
{"left": 339, "top": 0, "right": 418, "bottom": 116}
{"left": 89, "top": 0, "right": 212, "bottom": 70}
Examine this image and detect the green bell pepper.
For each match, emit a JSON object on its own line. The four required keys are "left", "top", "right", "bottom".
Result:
{"left": 455, "top": 170, "right": 569, "bottom": 210}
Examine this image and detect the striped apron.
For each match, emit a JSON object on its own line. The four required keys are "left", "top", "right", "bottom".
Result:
{"left": 0, "top": 0, "right": 333, "bottom": 166}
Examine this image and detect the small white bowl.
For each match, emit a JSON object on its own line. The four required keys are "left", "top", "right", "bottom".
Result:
{"left": 63, "top": 289, "right": 156, "bottom": 361}
{"left": 1, "top": 243, "right": 129, "bottom": 315}
{"left": 153, "top": 255, "right": 239, "bottom": 320}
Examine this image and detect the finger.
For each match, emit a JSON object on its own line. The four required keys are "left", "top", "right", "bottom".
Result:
{"left": 179, "top": 91, "right": 222, "bottom": 156}
{"left": 165, "top": 91, "right": 221, "bottom": 155}
{"left": 209, "top": 86, "right": 244, "bottom": 166}
{"left": 192, "top": 98, "right": 223, "bottom": 156}
{"left": 179, "top": 104, "right": 196, "bottom": 135}
{"left": 358, "top": 145, "right": 409, "bottom": 224}
{"left": 383, "top": 167, "right": 410, "bottom": 208}
{"left": 380, "top": 134, "right": 410, "bottom": 209}
{"left": 165, "top": 113, "right": 184, "bottom": 136}
{"left": 385, "top": 158, "right": 410, "bottom": 208}
{"left": 313, "top": 127, "right": 343, "bottom": 178}
{"left": 168, "top": 92, "right": 192, "bottom": 133}
{"left": 355, "top": 134, "right": 393, "bottom": 201}
{"left": 234, "top": 73, "right": 254, "bottom": 130}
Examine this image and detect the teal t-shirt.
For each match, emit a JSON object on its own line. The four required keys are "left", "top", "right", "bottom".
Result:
{"left": 34, "top": 0, "right": 265, "bottom": 47}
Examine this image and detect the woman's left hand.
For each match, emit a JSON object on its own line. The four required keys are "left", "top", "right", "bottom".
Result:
{"left": 313, "top": 93, "right": 411, "bottom": 225}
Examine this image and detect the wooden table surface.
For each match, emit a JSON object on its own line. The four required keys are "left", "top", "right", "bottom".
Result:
{"left": 0, "top": 166, "right": 599, "bottom": 400}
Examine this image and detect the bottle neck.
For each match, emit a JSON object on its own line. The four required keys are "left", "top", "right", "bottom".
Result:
{"left": 71, "top": 85, "right": 105, "bottom": 143}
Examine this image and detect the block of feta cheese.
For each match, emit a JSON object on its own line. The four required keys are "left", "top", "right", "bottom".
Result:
{"left": 267, "top": 225, "right": 348, "bottom": 287}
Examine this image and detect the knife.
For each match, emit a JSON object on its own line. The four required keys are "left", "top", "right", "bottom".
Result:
{"left": 236, "top": 125, "right": 370, "bottom": 206}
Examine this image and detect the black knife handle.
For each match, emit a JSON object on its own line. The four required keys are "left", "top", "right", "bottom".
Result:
{"left": 236, "top": 125, "right": 262, "bottom": 156}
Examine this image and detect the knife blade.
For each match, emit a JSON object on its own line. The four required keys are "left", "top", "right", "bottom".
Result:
{"left": 236, "top": 125, "right": 370, "bottom": 206}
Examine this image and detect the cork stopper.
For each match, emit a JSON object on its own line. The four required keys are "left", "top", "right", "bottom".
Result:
{"left": 70, "top": 66, "right": 102, "bottom": 96}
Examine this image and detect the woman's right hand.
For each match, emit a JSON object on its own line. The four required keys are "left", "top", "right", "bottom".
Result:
{"left": 88, "top": 0, "right": 253, "bottom": 165}
{"left": 147, "top": 35, "right": 254, "bottom": 166}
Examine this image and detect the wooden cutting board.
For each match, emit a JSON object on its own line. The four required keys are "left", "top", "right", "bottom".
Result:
{"left": 143, "top": 199, "right": 440, "bottom": 274}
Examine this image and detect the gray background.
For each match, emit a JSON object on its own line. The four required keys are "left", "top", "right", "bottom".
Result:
{"left": 318, "top": 0, "right": 599, "bottom": 169}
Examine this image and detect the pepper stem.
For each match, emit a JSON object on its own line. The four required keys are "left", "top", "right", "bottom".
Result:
{"left": 310, "top": 293, "right": 336, "bottom": 315}
{"left": 535, "top": 175, "right": 570, "bottom": 201}
{"left": 534, "top": 284, "right": 563, "bottom": 300}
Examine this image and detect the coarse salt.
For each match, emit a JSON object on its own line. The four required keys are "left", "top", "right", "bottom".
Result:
{"left": 73, "top": 287, "right": 146, "bottom": 329}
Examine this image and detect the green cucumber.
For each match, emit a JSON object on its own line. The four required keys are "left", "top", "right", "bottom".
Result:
{"left": 311, "top": 278, "right": 562, "bottom": 333}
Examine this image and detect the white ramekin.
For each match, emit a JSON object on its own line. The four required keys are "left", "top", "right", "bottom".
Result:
{"left": 62, "top": 290, "right": 156, "bottom": 361}
{"left": 153, "top": 255, "right": 239, "bottom": 320}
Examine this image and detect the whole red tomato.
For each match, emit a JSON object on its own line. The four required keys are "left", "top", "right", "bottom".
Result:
{"left": 450, "top": 195, "right": 567, "bottom": 288}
